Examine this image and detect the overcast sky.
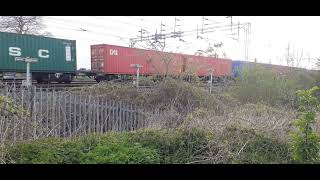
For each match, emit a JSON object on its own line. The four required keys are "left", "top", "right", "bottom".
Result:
{"left": 43, "top": 16, "right": 320, "bottom": 70}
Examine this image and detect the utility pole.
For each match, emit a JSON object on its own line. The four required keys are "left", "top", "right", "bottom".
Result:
{"left": 197, "top": 24, "right": 199, "bottom": 39}
{"left": 129, "top": 17, "right": 251, "bottom": 53}
{"left": 286, "top": 42, "right": 290, "bottom": 66}
{"left": 139, "top": 28, "right": 143, "bottom": 40}
{"left": 243, "top": 23, "right": 250, "bottom": 60}
{"left": 202, "top": 16, "right": 204, "bottom": 34}
{"left": 238, "top": 21, "right": 240, "bottom": 37}
{"left": 173, "top": 17, "right": 181, "bottom": 38}
{"left": 226, "top": 16, "right": 233, "bottom": 31}
{"left": 159, "top": 22, "right": 166, "bottom": 48}
{"left": 160, "top": 22, "right": 166, "bottom": 36}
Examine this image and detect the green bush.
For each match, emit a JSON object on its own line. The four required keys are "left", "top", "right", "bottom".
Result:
{"left": 6, "top": 128, "right": 209, "bottom": 164}
{"left": 231, "top": 64, "right": 297, "bottom": 106}
{"left": 137, "top": 76, "right": 157, "bottom": 86}
{"left": 5, "top": 133, "right": 160, "bottom": 164}
{"left": 79, "top": 132, "right": 160, "bottom": 164}
{"left": 219, "top": 126, "right": 292, "bottom": 164}
{"left": 131, "top": 128, "right": 209, "bottom": 164}
{"left": 289, "top": 86, "right": 320, "bottom": 164}
{"left": 0, "top": 96, "right": 28, "bottom": 118}
{"left": 6, "top": 138, "right": 83, "bottom": 164}
{"left": 5, "top": 127, "right": 294, "bottom": 164}
{"left": 292, "top": 71, "right": 318, "bottom": 90}
{"left": 81, "top": 142, "right": 159, "bottom": 164}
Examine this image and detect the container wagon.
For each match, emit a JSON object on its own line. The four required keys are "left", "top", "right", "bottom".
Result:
{"left": 0, "top": 31, "right": 77, "bottom": 83}
{"left": 231, "top": 60, "right": 251, "bottom": 78}
{"left": 231, "top": 59, "right": 309, "bottom": 79}
{"left": 91, "top": 44, "right": 232, "bottom": 82}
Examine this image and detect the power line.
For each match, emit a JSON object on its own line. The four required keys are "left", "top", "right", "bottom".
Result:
{"left": 45, "top": 16, "right": 252, "bottom": 60}
{"left": 45, "top": 19, "right": 132, "bottom": 39}
{"left": 45, "top": 16, "right": 139, "bottom": 34}
{"left": 92, "top": 16, "right": 144, "bottom": 28}
{"left": 45, "top": 22, "right": 131, "bottom": 46}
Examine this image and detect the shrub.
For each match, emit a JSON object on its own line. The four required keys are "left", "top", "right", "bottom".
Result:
{"left": 6, "top": 138, "right": 82, "bottom": 164}
{"left": 76, "top": 78, "right": 228, "bottom": 119}
{"left": 5, "top": 133, "right": 160, "bottom": 164}
{"left": 137, "top": 76, "right": 157, "bottom": 86}
{"left": 0, "top": 96, "right": 28, "bottom": 118}
{"left": 5, "top": 127, "right": 295, "bottom": 164}
{"left": 214, "top": 125, "right": 292, "bottom": 164}
{"left": 80, "top": 142, "right": 160, "bottom": 164}
{"left": 131, "top": 128, "right": 209, "bottom": 164}
{"left": 289, "top": 86, "right": 320, "bottom": 164}
{"left": 230, "top": 64, "right": 296, "bottom": 106}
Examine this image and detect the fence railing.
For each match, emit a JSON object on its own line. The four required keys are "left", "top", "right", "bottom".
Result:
{"left": 0, "top": 85, "right": 160, "bottom": 142}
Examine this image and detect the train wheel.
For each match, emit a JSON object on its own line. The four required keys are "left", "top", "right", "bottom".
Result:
{"left": 95, "top": 76, "right": 103, "bottom": 83}
{"left": 36, "top": 79, "right": 43, "bottom": 84}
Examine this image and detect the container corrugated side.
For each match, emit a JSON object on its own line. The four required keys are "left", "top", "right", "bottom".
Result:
{"left": 0, "top": 31, "right": 76, "bottom": 73}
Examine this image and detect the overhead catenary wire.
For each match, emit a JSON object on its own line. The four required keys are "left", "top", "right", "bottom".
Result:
{"left": 44, "top": 16, "right": 252, "bottom": 61}
{"left": 45, "top": 16, "right": 140, "bottom": 33}
{"left": 45, "top": 22, "right": 131, "bottom": 46}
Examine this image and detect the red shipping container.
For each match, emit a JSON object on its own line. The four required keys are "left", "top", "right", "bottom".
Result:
{"left": 91, "top": 44, "right": 232, "bottom": 77}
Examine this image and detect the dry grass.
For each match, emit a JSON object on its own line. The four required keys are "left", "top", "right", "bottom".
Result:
{"left": 2, "top": 77, "right": 317, "bottom": 163}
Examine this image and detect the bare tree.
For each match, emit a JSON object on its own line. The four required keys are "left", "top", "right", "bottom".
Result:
{"left": 194, "top": 42, "right": 224, "bottom": 58}
{"left": 0, "top": 16, "right": 52, "bottom": 36}
{"left": 285, "top": 42, "right": 306, "bottom": 68}
{"left": 315, "top": 58, "right": 320, "bottom": 70}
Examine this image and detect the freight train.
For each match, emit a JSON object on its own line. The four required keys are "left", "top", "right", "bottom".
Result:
{"left": 0, "top": 31, "right": 309, "bottom": 83}
{"left": 90, "top": 44, "right": 232, "bottom": 82}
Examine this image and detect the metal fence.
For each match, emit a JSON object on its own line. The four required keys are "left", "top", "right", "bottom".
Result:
{"left": 0, "top": 85, "right": 160, "bottom": 142}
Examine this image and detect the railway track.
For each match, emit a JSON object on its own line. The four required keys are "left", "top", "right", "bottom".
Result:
{"left": 0, "top": 80, "right": 98, "bottom": 89}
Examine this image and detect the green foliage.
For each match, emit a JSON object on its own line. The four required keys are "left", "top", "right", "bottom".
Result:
{"left": 220, "top": 126, "right": 292, "bottom": 164}
{"left": 231, "top": 64, "right": 296, "bottom": 106}
{"left": 295, "top": 86, "right": 320, "bottom": 112}
{"left": 4, "top": 122, "right": 301, "bottom": 164}
{"left": 5, "top": 129, "right": 208, "bottom": 164}
{"left": 5, "top": 133, "right": 160, "bottom": 164}
{"left": 79, "top": 132, "right": 160, "bottom": 164}
{"left": 6, "top": 138, "right": 82, "bottom": 164}
{"left": 289, "top": 86, "right": 320, "bottom": 163}
{"left": 291, "top": 71, "right": 318, "bottom": 90}
{"left": 130, "top": 128, "right": 209, "bottom": 164}
{"left": 180, "top": 71, "right": 202, "bottom": 84}
{"left": 0, "top": 96, "right": 28, "bottom": 118}
{"left": 137, "top": 76, "right": 157, "bottom": 86}
{"left": 81, "top": 142, "right": 159, "bottom": 164}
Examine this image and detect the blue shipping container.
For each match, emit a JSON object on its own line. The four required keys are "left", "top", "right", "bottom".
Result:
{"left": 232, "top": 60, "right": 248, "bottom": 77}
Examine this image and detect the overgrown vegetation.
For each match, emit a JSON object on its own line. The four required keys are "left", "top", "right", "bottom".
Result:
{"left": 4, "top": 128, "right": 208, "bottom": 164}
{"left": 0, "top": 96, "right": 28, "bottom": 118}
{"left": 230, "top": 64, "right": 318, "bottom": 107}
{"left": 230, "top": 64, "right": 297, "bottom": 106}
{"left": 0, "top": 96, "right": 29, "bottom": 162}
{"left": 289, "top": 86, "right": 320, "bottom": 163}
{"left": 1, "top": 64, "right": 320, "bottom": 164}
{"left": 75, "top": 78, "right": 227, "bottom": 125}
{"left": 4, "top": 126, "right": 293, "bottom": 164}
